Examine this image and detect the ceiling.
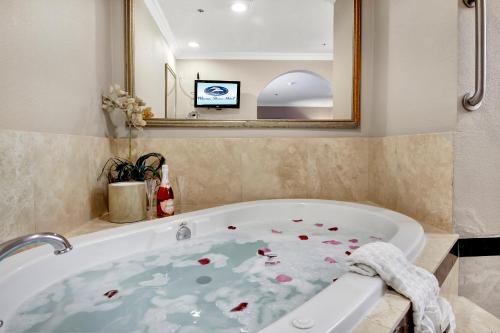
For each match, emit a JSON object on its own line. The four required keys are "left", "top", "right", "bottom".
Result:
{"left": 257, "top": 71, "right": 333, "bottom": 107}
{"left": 154, "top": 0, "right": 334, "bottom": 60}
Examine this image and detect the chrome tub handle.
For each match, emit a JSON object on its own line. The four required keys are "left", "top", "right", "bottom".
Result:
{"left": 463, "top": 0, "right": 487, "bottom": 111}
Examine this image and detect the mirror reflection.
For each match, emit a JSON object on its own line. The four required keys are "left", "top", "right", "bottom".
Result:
{"left": 132, "top": 0, "right": 356, "bottom": 122}
{"left": 257, "top": 70, "right": 333, "bottom": 120}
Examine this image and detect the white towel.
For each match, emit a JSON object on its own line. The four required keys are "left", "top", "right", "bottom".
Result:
{"left": 347, "top": 242, "right": 456, "bottom": 333}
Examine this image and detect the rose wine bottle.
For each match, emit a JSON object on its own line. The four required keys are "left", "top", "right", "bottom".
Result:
{"left": 156, "top": 164, "right": 174, "bottom": 217}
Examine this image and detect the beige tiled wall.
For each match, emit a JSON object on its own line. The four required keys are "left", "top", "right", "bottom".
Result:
{"left": 368, "top": 133, "right": 454, "bottom": 232}
{"left": 454, "top": 0, "right": 500, "bottom": 315}
{"left": 111, "top": 137, "right": 372, "bottom": 212}
{"left": 0, "top": 131, "right": 454, "bottom": 243}
{"left": 0, "top": 130, "right": 111, "bottom": 243}
{"left": 112, "top": 133, "right": 454, "bottom": 231}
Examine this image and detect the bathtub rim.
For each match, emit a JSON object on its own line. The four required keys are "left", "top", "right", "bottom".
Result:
{"left": 0, "top": 199, "right": 425, "bottom": 333}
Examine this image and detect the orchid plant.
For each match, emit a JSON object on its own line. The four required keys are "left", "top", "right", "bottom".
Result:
{"left": 102, "top": 84, "right": 147, "bottom": 161}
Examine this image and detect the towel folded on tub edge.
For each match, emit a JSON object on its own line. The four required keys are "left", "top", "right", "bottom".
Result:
{"left": 347, "top": 242, "right": 456, "bottom": 333}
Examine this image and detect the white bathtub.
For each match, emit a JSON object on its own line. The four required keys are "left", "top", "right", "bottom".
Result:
{"left": 0, "top": 200, "right": 425, "bottom": 332}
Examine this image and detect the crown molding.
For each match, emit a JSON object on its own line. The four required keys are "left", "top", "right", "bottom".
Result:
{"left": 144, "top": 0, "right": 178, "bottom": 54}
{"left": 175, "top": 52, "right": 334, "bottom": 61}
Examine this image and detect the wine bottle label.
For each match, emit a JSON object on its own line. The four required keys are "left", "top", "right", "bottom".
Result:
{"left": 160, "top": 199, "right": 174, "bottom": 215}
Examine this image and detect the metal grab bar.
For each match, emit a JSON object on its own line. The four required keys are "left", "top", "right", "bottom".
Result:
{"left": 463, "top": 0, "right": 487, "bottom": 111}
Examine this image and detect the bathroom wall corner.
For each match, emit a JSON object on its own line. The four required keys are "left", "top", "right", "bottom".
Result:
{"left": 0, "top": 130, "right": 113, "bottom": 243}
{"left": 368, "top": 132, "right": 454, "bottom": 232}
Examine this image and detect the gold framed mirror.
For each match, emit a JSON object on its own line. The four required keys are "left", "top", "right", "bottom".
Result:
{"left": 124, "top": 0, "right": 361, "bottom": 129}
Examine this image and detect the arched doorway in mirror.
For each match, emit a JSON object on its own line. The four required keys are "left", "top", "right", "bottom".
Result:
{"left": 257, "top": 70, "right": 333, "bottom": 120}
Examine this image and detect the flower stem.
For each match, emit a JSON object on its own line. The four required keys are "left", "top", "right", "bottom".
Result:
{"left": 128, "top": 124, "right": 132, "bottom": 162}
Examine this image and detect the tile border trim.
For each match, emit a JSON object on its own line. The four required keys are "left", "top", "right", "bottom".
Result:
{"left": 451, "top": 237, "right": 500, "bottom": 257}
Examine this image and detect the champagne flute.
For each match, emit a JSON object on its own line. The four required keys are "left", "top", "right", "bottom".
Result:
{"left": 145, "top": 178, "right": 159, "bottom": 220}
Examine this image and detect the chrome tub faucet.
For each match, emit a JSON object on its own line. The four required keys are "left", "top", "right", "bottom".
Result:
{"left": 176, "top": 222, "right": 192, "bottom": 241}
{"left": 0, "top": 232, "right": 73, "bottom": 263}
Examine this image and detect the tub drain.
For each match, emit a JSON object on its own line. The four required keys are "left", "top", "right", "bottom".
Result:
{"left": 196, "top": 276, "right": 212, "bottom": 285}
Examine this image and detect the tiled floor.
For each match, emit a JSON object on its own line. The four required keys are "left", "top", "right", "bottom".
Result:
{"left": 450, "top": 296, "right": 500, "bottom": 333}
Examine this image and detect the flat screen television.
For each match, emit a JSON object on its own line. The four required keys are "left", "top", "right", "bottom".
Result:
{"left": 194, "top": 80, "right": 241, "bottom": 109}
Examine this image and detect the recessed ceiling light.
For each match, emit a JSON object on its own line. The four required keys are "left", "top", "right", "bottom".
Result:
{"left": 231, "top": 2, "right": 248, "bottom": 13}
{"left": 188, "top": 41, "right": 200, "bottom": 48}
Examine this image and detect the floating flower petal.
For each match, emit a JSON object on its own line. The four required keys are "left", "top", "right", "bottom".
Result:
{"left": 324, "top": 257, "right": 337, "bottom": 264}
{"left": 258, "top": 248, "right": 272, "bottom": 256}
{"left": 349, "top": 239, "right": 359, "bottom": 243}
{"left": 271, "top": 229, "right": 283, "bottom": 234}
{"left": 292, "top": 219, "right": 303, "bottom": 223}
{"left": 315, "top": 223, "right": 324, "bottom": 227}
{"left": 198, "top": 258, "right": 211, "bottom": 265}
{"left": 298, "top": 235, "right": 309, "bottom": 240}
{"left": 230, "top": 302, "right": 248, "bottom": 312}
{"left": 328, "top": 227, "right": 339, "bottom": 231}
{"left": 227, "top": 226, "right": 237, "bottom": 230}
{"left": 104, "top": 290, "right": 119, "bottom": 299}
{"left": 345, "top": 251, "right": 352, "bottom": 256}
{"left": 349, "top": 245, "right": 360, "bottom": 250}
{"left": 276, "top": 274, "right": 293, "bottom": 283}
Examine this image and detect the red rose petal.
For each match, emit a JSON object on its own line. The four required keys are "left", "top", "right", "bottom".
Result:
{"left": 324, "top": 257, "right": 337, "bottom": 264}
{"left": 104, "top": 290, "right": 119, "bottom": 299}
{"left": 349, "top": 239, "right": 359, "bottom": 243}
{"left": 298, "top": 235, "right": 309, "bottom": 240}
{"left": 230, "top": 302, "right": 248, "bottom": 312}
{"left": 315, "top": 223, "right": 324, "bottom": 227}
{"left": 349, "top": 245, "right": 360, "bottom": 250}
{"left": 345, "top": 251, "right": 352, "bottom": 256}
{"left": 257, "top": 247, "right": 272, "bottom": 256}
{"left": 328, "top": 227, "right": 339, "bottom": 231}
{"left": 332, "top": 278, "right": 338, "bottom": 283}
{"left": 276, "top": 274, "right": 293, "bottom": 283}
{"left": 198, "top": 258, "right": 211, "bottom": 265}
{"left": 228, "top": 226, "right": 237, "bottom": 230}
{"left": 271, "top": 229, "right": 283, "bottom": 234}
{"left": 292, "top": 219, "right": 303, "bottom": 223}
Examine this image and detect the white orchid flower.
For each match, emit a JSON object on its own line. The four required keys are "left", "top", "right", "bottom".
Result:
{"left": 101, "top": 83, "right": 148, "bottom": 130}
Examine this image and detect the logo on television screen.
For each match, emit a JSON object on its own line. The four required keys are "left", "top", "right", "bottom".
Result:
{"left": 204, "top": 86, "right": 229, "bottom": 96}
